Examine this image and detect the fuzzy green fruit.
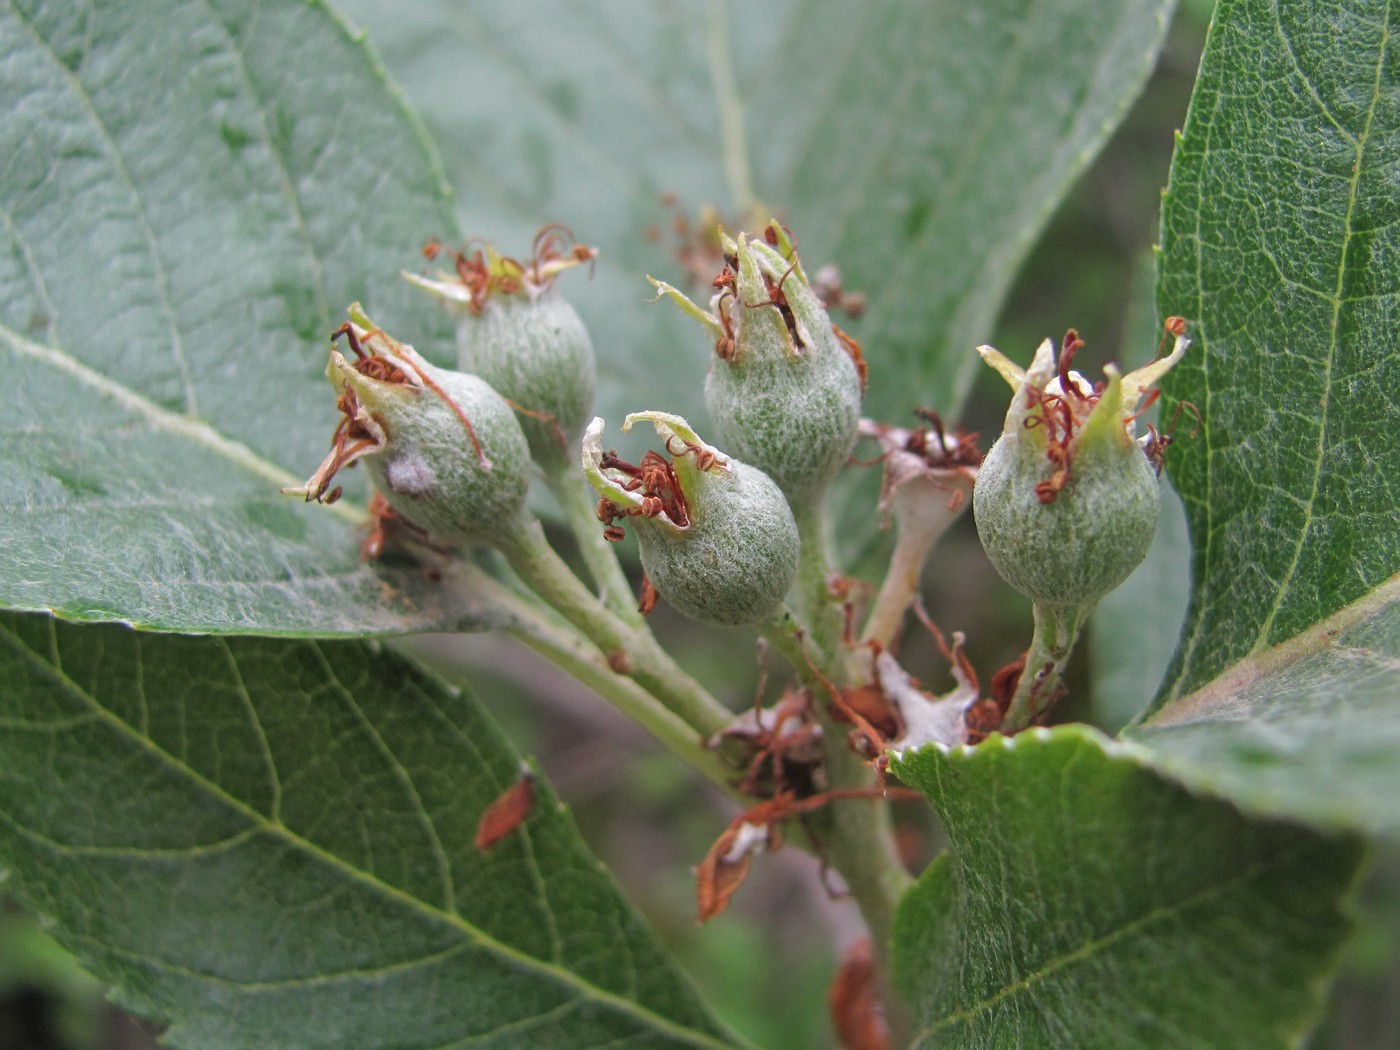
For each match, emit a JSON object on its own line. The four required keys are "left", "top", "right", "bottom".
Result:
{"left": 358, "top": 366, "right": 531, "bottom": 545}
{"left": 286, "top": 305, "right": 530, "bottom": 547}
{"left": 453, "top": 291, "right": 595, "bottom": 470}
{"left": 974, "top": 429, "right": 1159, "bottom": 607}
{"left": 636, "top": 457, "right": 799, "bottom": 626}
{"left": 406, "top": 232, "right": 598, "bottom": 472}
{"left": 972, "top": 325, "right": 1190, "bottom": 608}
{"left": 651, "top": 227, "right": 863, "bottom": 506}
{"left": 583, "top": 412, "right": 799, "bottom": 627}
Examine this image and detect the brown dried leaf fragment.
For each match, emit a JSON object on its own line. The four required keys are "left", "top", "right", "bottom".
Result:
{"left": 828, "top": 938, "right": 889, "bottom": 1050}
{"left": 475, "top": 771, "right": 536, "bottom": 851}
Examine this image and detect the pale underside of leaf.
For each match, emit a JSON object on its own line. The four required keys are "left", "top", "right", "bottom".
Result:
{"left": 0, "top": 0, "right": 500, "bottom": 635}
{"left": 1128, "top": 572, "right": 1400, "bottom": 836}
{"left": 332, "top": 0, "right": 1178, "bottom": 425}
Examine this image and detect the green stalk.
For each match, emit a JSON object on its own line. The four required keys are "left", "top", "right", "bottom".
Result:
{"left": 548, "top": 463, "right": 644, "bottom": 627}
{"left": 792, "top": 506, "right": 845, "bottom": 659}
{"left": 496, "top": 517, "right": 734, "bottom": 738}
{"left": 1003, "top": 599, "right": 1094, "bottom": 731}
{"left": 760, "top": 610, "right": 911, "bottom": 960}
{"left": 443, "top": 559, "right": 740, "bottom": 793}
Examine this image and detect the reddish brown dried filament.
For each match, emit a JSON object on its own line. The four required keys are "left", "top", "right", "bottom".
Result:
{"left": 597, "top": 449, "right": 691, "bottom": 538}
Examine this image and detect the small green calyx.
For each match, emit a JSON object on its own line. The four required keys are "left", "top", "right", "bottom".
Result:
{"left": 283, "top": 305, "right": 530, "bottom": 548}
{"left": 649, "top": 222, "right": 865, "bottom": 505}
{"left": 407, "top": 226, "right": 598, "bottom": 470}
{"left": 582, "top": 413, "right": 799, "bottom": 626}
{"left": 972, "top": 321, "right": 1191, "bottom": 607}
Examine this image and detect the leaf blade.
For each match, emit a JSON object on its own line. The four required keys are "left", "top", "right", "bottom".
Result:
{"left": 891, "top": 728, "right": 1361, "bottom": 1049}
{"left": 1129, "top": 575, "right": 1400, "bottom": 836}
{"left": 1130, "top": 0, "right": 1400, "bottom": 836}
{"left": 1155, "top": 0, "right": 1400, "bottom": 703}
{"left": 0, "top": 612, "right": 742, "bottom": 1048}
{"left": 332, "top": 0, "right": 1178, "bottom": 423}
{"left": 0, "top": 0, "right": 484, "bottom": 634}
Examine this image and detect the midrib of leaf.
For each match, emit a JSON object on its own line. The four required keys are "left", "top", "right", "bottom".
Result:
{"left": 1144, "top": 570, "right": 1400, "bottom": 726}
{"left": 6, "top": 0, "right": 197, "bottom": 415}
{"left": 0, "top": 621, "right": 735, "bottom": 1050}
{"left": 706, "top": 0, "right": 758, "bottom": 216}
{"left": 0, "top": 320, "right": 362, "bottom": 527}
{"left": 1250, "top": 2, "right": 1390, "bottom": 654}
{"left": 917, "top": 839, "right": 1312, "bottom": 1040}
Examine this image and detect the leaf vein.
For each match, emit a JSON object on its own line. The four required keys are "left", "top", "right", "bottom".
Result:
{"left": 0, "top": 621, "right": 735, "bottom": 1049}
{"left": 1252, "top": 0, "right": 1391, "bottom": 652}
{"left": 920, "top": 841, "right": 1311, "bottom": 1039}
{"left": 5, "top": 0, "right": 198, "bottom": 415}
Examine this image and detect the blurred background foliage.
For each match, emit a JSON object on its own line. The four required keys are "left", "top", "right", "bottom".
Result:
{"left": 6, "top": 0, "right": 1395, "bottom": 1047}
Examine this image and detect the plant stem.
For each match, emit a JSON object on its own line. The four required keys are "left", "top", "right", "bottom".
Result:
{"left": 813, "top": 724, "right": 912, "bottom": 958}
{"left": 792, "top": 506, "right": 845, "bottom": 659}
{"left": 442, "top": 559, "right": 741, "bottom": 793}
{"left": 496, "top": 517, "right": 734, "bottom": 738}
{"left": 860, "top": 518, "right": 934, "bottom": 650}
{"left": 548, "top": 463, "right": 644, "bottom": 627}
{"left": 1003, "top": 599, "right": 1094, "bottom": 731}
{"left": 760, "top": 611, "right": 911, "bottom": 959}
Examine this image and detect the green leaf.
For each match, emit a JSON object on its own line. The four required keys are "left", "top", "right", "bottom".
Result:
{"left": 1154, "top": 0, "right": 1400, "bottom": 703}
{"left": 1090, "top": 258, "right": 1191, "bottom": 733}
{"left": 1128, "top": 578, "right": 1400, "bottom": 836}
{"left": 0, "top": 0, "right": 497, "bottom": 634}
{"left": 0, "top": 612, "right": 742, "bottom": 1049}
{"left": 331, "top": 0, "right": 1177, "bottom": 424}
{"left": 1133, "top": 0, "right": 1400, "bottom": 835}
{"left": 890, "top": 728, "right": 1362, "bottom": 1049}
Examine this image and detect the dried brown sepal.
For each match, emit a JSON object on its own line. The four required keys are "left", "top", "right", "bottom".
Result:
{"left": 811, "top": 263, "right": 867, "bottom": 320}
{"left": 828, "top": 938, "right": 890, "bottom": 1050}
{"left": 695, "top": 796, "right": 788, "bottom": 923}
{"left": 474, "top": 771, "right": 536, "bottom": 851}
{"left": 713, "top": 689, "right": 825, "bottom": 799}
{"left": 830, "top": 683, "right": 903, "bottom": 742}
{"left": 425, "top": 224, "right": 597, "bottom": 315}
{"left": 360, "top": 491, "right": 431, "bottom": 562}
{"left": 832, "top": 324, "right": 868, "bottom": 394}
{"left": 637, "top": 572, "right": 659, "bottom": 616}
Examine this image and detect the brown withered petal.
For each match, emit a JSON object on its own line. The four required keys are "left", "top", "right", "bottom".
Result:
{"left": 694, "top": 826, "right": 755, "bottom": 924}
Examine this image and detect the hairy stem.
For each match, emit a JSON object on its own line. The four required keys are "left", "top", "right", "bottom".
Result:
{"left": 443, "top": 559, "right": 743, "bottom": 797}
{"left": 548, "top": 463, "right": 644, "bottom": 627}
{"left": 760, "top": 611, "right": 911, "bottom": 961}
{"left": 497, "top": 517, "right": 734, "bottom": 738}
{"left": 1003, "top": 599, "right": 1094, "bottom": 731}
{"left": 792, "top": 506, "right": 846, "bottom": 660}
